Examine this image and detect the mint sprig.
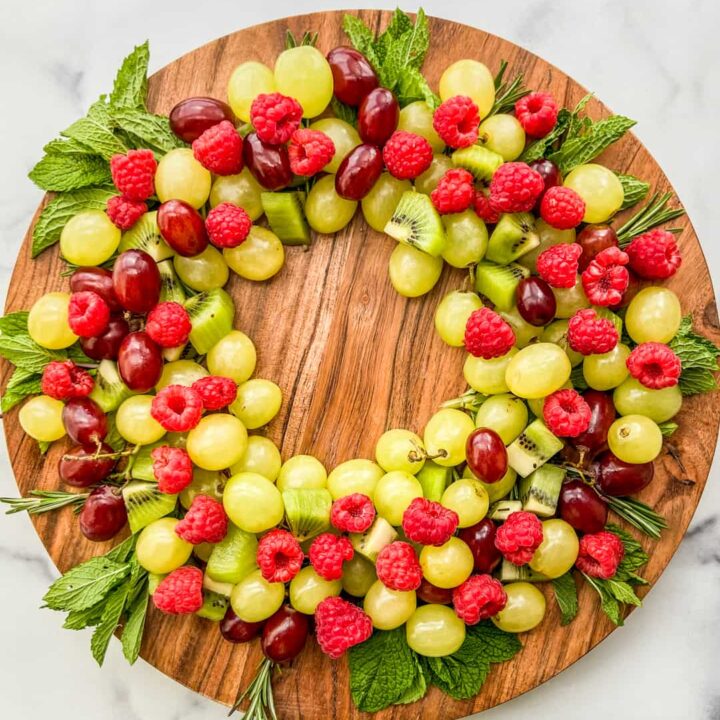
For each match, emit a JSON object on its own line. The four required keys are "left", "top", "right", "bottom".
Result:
{"left": 551, "top": 572, "right": 579, "bottom": 626}
{"left": 617, "top": 173, "right": 650, "bottom": 210}
{"left": 669, "top": 314, "right": 720, "bottom": 396}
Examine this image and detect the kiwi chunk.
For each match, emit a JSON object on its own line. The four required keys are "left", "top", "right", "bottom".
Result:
{"left": 203, "top": 575, "right": 234, "bottom": 597}
{"left": 157, "top": 259, "right": 186, "bottom": 304}
{"left": 489, "top": 500, "right": 523, "bottom": 521}
{"left": 499, "top": 559, "right": 549, "bottom": 583}
{"left": 206, "top": 522, "right": 258, "bottom": 584}
{"left": 350, "top": 516, "right": 397, "bottom": 562}
{"left": 185, "top": 288, "right": 235, "bottom": 354}
{"left": 118, "top": 211, "right": 174, "bottom": 261}
{"left": 89, "top": 359, "right": 133, "bottom": 413}
{"left": 196, "top": 591, "right": 229, "bottom": 621}
{"left": 384, "top": 191, "right": 447, "bottom": 257}
{"left": 416, "top": 461, "right": 452, "bottom": 502}
{"left": 519, "top": 465, "right": 565, "bottom": 517}
{"left": 451, "top": 146, "right": 503, "bottom": 184}
{"left": 507, "top": 419, "right": 564, "bottom": 478}
{"left": 474, "top": 261, "right": 530, "bottom": 311}
{"left": 261, "top": 191, "right": 311, "bottom": 245}
{"left": 130, "top": 441, "right": 165, "bottom": 482}
{"left": 122, "top": 481, "right": 178, "bottom": 534}
{"left": 486, "top": 213, "right": 540, "bottom": 265}
{"left": 283, "top": 488, "right": 332, "bottom": 541}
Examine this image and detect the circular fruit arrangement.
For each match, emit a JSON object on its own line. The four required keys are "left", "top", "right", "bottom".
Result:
{"left": 1, "top": 9, "right": 718, "bottom": 720}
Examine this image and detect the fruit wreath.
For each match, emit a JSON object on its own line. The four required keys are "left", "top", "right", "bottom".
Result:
{"left": 1, "top": 9, "right": 718, "bottom": 719}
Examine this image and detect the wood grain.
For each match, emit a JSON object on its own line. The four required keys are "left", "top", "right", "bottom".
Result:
{"left": 2, "top": 10, "right": 719, "bottom": 719}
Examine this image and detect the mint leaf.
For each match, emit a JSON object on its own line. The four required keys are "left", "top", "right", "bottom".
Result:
{"left": 342, "top": 15, "right": 380, "bottom": 68}
{"left": 0, "top": 334, "right": 67, "bottom": 373}
{"left": 106, "top": 534, "right": 138, "bottom": 564}
{"left": 658, "top": 421, "right": 678, "bottom": 437}
{"left": 28, "top": 152, "right": 111, "bottom": 192}
{"left": 109, "top": 41, "right": 150, "bottom": 110}
{"left": 0, "top": 311, "right": 29, "bottom": 335}
{"left": 111, "top": 108, "right": 185, "bottom": 154}
{"left": 605, "top": 579, "right": 642, "bottom": 607}
{"left": 679, "top": 368, "right": 717, "bottom": 395}
{"left": 669, "top": 314, "right": 720, "bottom": 395}
{"left": 1, "top": 367, "right": 42, "bottom": 413}
{"left": 552, "top": 572, "right": 579, "bottom": 625}
{"left": 63, "top": 602, "right": 106, "bottom": 630}
{"left": 121, "top": 586, "right": 149, "bottom": 664}
{"left": 520, "top": 108, "right": 572, "bottom": 162}
{"left": 397, "top": 8, "right": 430, "bottom": 71}
{"left": 395, "top": 654, "right": 428, "bottom": 705}
{"left": 617, "top": 173, "right": 650, "bottom": 210}
{"left": 61, "top": 100, "right": 127, "bottom": 160}
{"left": 570, "top": 364, "right": 589, "bottom": 391}
{"left": 91, "top": 581, "right": 130, "bottom": 666}
{"left": 397, "top": 68, "right": 440, "bottom": 108}
{"left": 330, "top": 97, "right": 357, "bottom": 126}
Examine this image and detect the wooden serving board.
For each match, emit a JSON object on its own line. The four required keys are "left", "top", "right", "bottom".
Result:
{"left": 2, "top": 10, "right": 719, "bottom": 719}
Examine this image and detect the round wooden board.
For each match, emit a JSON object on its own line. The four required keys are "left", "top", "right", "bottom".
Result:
{"left": 2, "top": 9, "right": 719, "bottom": 719}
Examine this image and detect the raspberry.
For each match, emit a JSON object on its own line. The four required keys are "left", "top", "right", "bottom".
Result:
{"left": 256, "top": 529, "right": 304, "bottom": 583}
{"left": 473, "top": 190, "right": 501, "bottom": 224}
{"left": 288, "top": 129, "right": 335, "bottom": 176}
{"left": 314, "top": 596, "right": 373, "bottom": 659}
{"left": 205, "top": 202, "right": 252, "bottom": 249}
{"left": 494, "top": 511, "right": 543, "bottom": 566}
{"left": 543, "top": 389, "right": 592, "bottom": 437}
{"left": 452, "top": 574, "right": 507, "bottom": 624}
{"left": 540, "top": 186, "right": 585, "bottom": 229}
{"left": 330, "top": 493, "right": 376, "bottom": 533}
{"left": 489, "top": 162, "right": 544, "bottom": 213}
{"left": 536, "top": 243, "right": 583, "bottom": 288}
{"left": 382, "top": 131, "right": 433, "bottom": 180}
{"left": 153, "top": 566, "right": 204, "bottom": 614}
{"left": 145, "top": 301, "right": 191, "bottom": 348}
{"left": 432, "top": 95, "right": 480, "bottom": 149}
{"left": 581, "top": 246, "right": 630, "bottom": 306}
{"left": 402, "top": 497, "right": 459, "bottom": 546}
{"left": 175, "top": 495, "right": 228, "bottom": 544}
{"left": 151, "top": 384, "right": 204, "bottom": 432}
{"left": 514, "top": 92, "right": 559, "bottom": 138}
{"left": 626, "top": 342, "right": 682, "bottom": 389}
{"left": 67, "top": 291, "right": 110, "bottom": 338}
{"left": 309, "top": 533, "right": 354, "bottom": 581}
{"left": 375, "top": 541, "right": 423, "bottom": 591}
{"left": 431, "top": 168, "right": 475, "bottom": 214}
{"left": 465, "top": 307, "right": 515, "bottom": 359}
{"left": 106, "top": 195, "right": 147, "bottom": 230}
{"left": 575, "top": 530, "right": 624, "bottom": 579}
{"left": 251, "top": 93, "right": 303, "bottom": 146}
{"left": 567, "top": 309, "right": 619, "bottom": 356}
{"left": 110, "top": 149, "right": 156, "bottom": 201}
{"left": 192, "top": 375, "right": 238, "bottom": 410}
{"left": 41, "top": 360, "right": 94, "bottom": 400}
{"left": 151, "top": 445, "right": 193, "bottom": 494}
{"left": 192, "top": 120, "right": 243, "bottom": 175}
{"left": 626, "top": 229, "right": 682, "bottom": 280}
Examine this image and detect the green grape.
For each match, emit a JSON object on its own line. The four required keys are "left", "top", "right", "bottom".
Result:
{"left": 180, "top": 468, "right": 225, "bottom": 510}
{"left": 423, "top": 408, "right": 475, "bottom": 467}
{"left": 342, "top": 554, "right": 377, "bottom": 597}
{"left": 474, "top": 393, "right": 528, "bottom": 444}
{"left": 463, "top": 466, "right": 517, "bottom": 504}
{"left": 563, "top": 164, "right": 624, "bottom": 223}
{"left": 276, "top": 455, "right": 327, "bottom": 492}
{"left": 388, "top": 243, "right": 443, "bottom": 298}
{"left": 275, "top": 46, "right": 333, "bottom": 118}
{"left": 156, "top": 360, "right": 208, "bottom": 391}
{"left": 419, "top": 537, "right": 474, "bottom": 588}
{"left": 305, "top": 175, "right": 357, "bottom": 234}
{"left": 361, "top": 173, "right": 411, "bottom": 232}
{"left": 223, "top": 471, "right": 284, "bottom": 531}
{"left": 397, "top": 101, "right": 445, "bottom": 153}
{"left": 414, "top": 154, "right": 453, "bottom": 195}
{"left": 27, "top": 292, "right": 77, "bottom": 350}
{"left": 187, "top": 414, "right": 248, "bottom": 470}
{"left": 229, "top": 378, "right": 282, "bottom": 430}
{"left": 625, "top": 287, "right": 682, "bottom": 344}
{"left": 583, "top": 343, "right": 631, "bottom": 391}
{"left": 289, "top": 566, "right": 342, "bottom": 614}
{"left": 327, "top": 459, "right": 384, "bottom": 500}
{"left": 364, "top": 580, "right": 417, "bottom": 630}
{"left": 505, "top": 343, "right": 572, "bottom": 399}
{"left": 224, "top": 226, "right": 285, "bottom": 281}
{"left": 439, "top": 59, "right": 495, "bottom": 118}
{"left": 207, "top": 330, "right": 256, "bottom": 384}
{"left": 309, "top": 118, "right": 361, "bottom": 173}
{"left": 227, "top": 61, "right": 276, "bottom": 122}
{"left": 406, "top": 604, "right": 466, "bottom": 657}
{"left": 552, "top": 275, "right": 590, "bottom": 318}
{"left": 375, "top": 429, "right": 425, "bottom": 475}
{"left": 374, "top": 471, "right": 423, "bottom": 525}
{"left": 19, "top": 395, "right": 66, "bottom": 442}
{"left": 209, "top": 168, "right": 264, "bottom": 220}
{"left": 491, "top": 582, "right": 546, "bottom": 632}
{"left": 441, "top": 478, "right": 489, "bottom": 527}
{"left": 116, "top": 396, "right": 165, "bottom": 445}
{"left": 613, "top": 377, "right": 682, "bottom": 423}
{"left": 528, "top": 519, "right": 579, "bottom": 579}
{"left": 441, "top": 211, "right": 488, "bottom": 268}
{"left": 478, "top": 114, "right": 526, "bottom": 161}
{"left": 499, "top": 307, "right": 545, "bottom": 348}
{"left": 231, "top": 569, "right": 285, "bottom": 622}
{"left": 518, "top": 219, "right": 576, "bottom": 272}
{"left": 607, "top": 414, "right": 663, "bottom": 463}
{"left": 540, "top": 320, "right": 583, "bottom": 367}
{"left": 60, "top": 210, "right": 121, "bottom": 266}
{"left": 230, "top": 435, "right": 282, "bottom": 481}
{"left": 174, "top": 245, "right": 229, "bottom": 292}
{"left": 464, "top": 348, "right": 518, "bottom": 395}
{"left": 156, "top": 148, "right": 211, "bottom": 209}
{"left": 527, "top": 380, "right": 572, "bottom": 418}
{"left": 435, "top": 291, "right": 483, "bottom": 347}
{"left": 136, "top": 518, "right": 192, "bottom": 574}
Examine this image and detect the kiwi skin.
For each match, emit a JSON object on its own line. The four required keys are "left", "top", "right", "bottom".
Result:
{"left": 475, "top": 261, "right": 530, "bottom": 311}
{"left": 507, "top": 419, "right": 564, "bottom": 478}
{"left": 185, "top": 288, "right": 235, "bottom": 355}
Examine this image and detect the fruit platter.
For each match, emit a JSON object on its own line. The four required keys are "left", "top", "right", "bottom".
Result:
{"left": 1, "top": 8, "right": 719, "bottom": 720}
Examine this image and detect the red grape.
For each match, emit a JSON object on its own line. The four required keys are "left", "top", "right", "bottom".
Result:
{"left": 112, "top": 250, "right": 161, "bottom": 313}
{"left": 80, "top": 315, "right": 129, "bottom": 361}
{"left": 466, "top": 428, "right": 507, "bottom": 483}
{"left": 573, "top": 390, "right": 616, "bottom": 455}
{"left": 243, "top": 132, "right": 292, "bottom": 190}
{"left": 335, "top": 144, "right": 383, "bottom": 200}
{"left": 358, "top": 88, "right": 399, "bottom": 146}
{"left": 157, "top": 200, "right": 209, "bottom": 257}
{"left": 610, "top": 269, "right": 641, "bottom": 311}
{"left": 261, "top": 605, "right": 309, "bottom": 663}
{"left": 558, "top": 479, "right": 608, "bottom": 533}
{"left": 516, "top": 277, "right": 557, "bottom": 326}
{"left": 529, "top": 159, "right": 561, "bottom": 210}
{"left": 593, "top": 450, "right": 654, "bottom": 496}
{"left": 576, "top": 224, "right": 619, "bottom": 271}
{"left": 220, "top": 608, "right": 263, "bottom": 643}
{"left": 416, "top": 578, "right": 454, "bottom": 605}
{"left": 59, "top": 443, "right": 117, "bottom": 487}
{"left": 327, "top": 47, "right": 378, "bottom": 106}
{"left": 70, "top": 267, "right": 121, "bottom": 312}
{"left": 458, "top": 518, "right": 502, "bottom": 573}
{"left": 62, "top": 397, "right": 108, "bottom": 446}
{"left": 169, "top": 96, "right": 235, "bottom": 143}
{"left": 79, "top": 485, "right": 127, "bottom": 542}
{"left": 117, "top": 332, "right": 163, "bottom": 392}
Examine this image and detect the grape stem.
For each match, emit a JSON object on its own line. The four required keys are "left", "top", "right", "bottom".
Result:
{"left": 61, "top": 447, "right": 136, "bottom": 463}
{"left": 229, "top": 657, "right": 277, "bottom": 719}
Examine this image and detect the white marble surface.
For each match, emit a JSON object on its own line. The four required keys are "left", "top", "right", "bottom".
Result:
{"left": 1, "top": 1, "right": 719, "bottom": 718}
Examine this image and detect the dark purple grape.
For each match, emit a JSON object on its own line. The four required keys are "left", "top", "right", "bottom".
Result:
{"left": 62, "top": 397, "right": 107, "bottom": 446}
{"left": 261, "top": 605, "right": 309, "bottom": 663}
{"left": 558, "top": 480, "right": 608, "bottom": 533}
{"left": 112, "top": 250, "right": 161, "bottom": 313}
{"left": 327, "top": 46, "right": 378, "bottom": 106}
{"left": 358, "top": 88, "right": 399, "bottom": 146}
{"left": 335, "top": 144, "right": 383, "bottom": 200}
{"left": 59, "top": 442, "right": 117, "bottom": 487}
{"left": 593, "top": 450, "right": 654, "bottom": 496}
{"left": 157, "top": 200, "right": 209, "bottom": 257}
{"left": 169, "top": 96, "right": 235, "bottom": 143}
{"left": 416, "top": 578, "right": 454, "bottom": 605}
{"left": 573, "top": 390, "right": 616, "bottom": 455}
{"left": 576, "top": 225, "right": 619, "bottom": 271}
{"left": 79, "top": 486, "right": 127, "bottom": 542}
{"left": 220, "top": 608, "right": 263, "bottom": 643}
{"left": 80, "top": 315, "right": 129, "bottom": 361}
{"left": 243, "top": 132, "right": 292, "bottom": 190}
{"left": 458, "top": 518, "right": 502, "bottom": 573}
{"left": 117, "top": 332, "right": 163, "bottom": 392}
{"left": 466, "top": 428, "right": 507, "bottom": 483}
{"left": 516, "top": 277, "right": 556, "bottom": 326}
{"left": 70, "top": 267, "right": 121, "bottom": 312}
{"left": 529, "top": 159, "right": 561, "bottom": 209}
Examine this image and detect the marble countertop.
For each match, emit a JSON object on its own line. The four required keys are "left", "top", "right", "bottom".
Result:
{"left": 1, "top": 1, "right": 718, "bottom": 718}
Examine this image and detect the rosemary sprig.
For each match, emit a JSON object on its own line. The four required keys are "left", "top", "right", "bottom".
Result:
{"left": 604, "top": 495, "right": 668, "bottom": 539}
{"left": 616, "top": 192, "right": 685, "bottom": 245}
{"left": 229, "top": 658, "right": 277, "bottom": 719}
{"left": 489, "top": 60, "right": 530, "bottom": 116}
{"left": 0, "top": 490, "right": 89, "bottom": 516}
{"left": 440, "top": 388, "right": 486, "bottom": 412}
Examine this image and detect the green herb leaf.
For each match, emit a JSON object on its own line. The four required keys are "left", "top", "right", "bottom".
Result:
{"left": 616, "top": 191, "right": 685, "bottom": 245}
{"left": 1, "top": 367, "right": 42, "bottom": 412}
{"left": 106, "top": 534, "right": 138, "bottom": 564}
{"left": 91, "top": 581, "right": 130, "bottom": 665}
{"left": 121, "top": 587, "right": 149, "bottom": 664}
{"left": 342, "top": 15, "right": 380, "bottom": 68}
{"left": 330, "top": 97, "right": 357, "bottom": 127}
{"left": 658, "top": 421, "right": 678, "bottom": 437}
{"left": 397, "top": 67, "right": 440, "bottom": 108}
{"left": 0, "top": 311, "right": 29, "bottom": 335}
{"left": 520, "top": 108, "right": 572, "bottom": 163}
{"left": 679, "top": 367, "right": 717, "bottom": 395}
{"left": 29, "top": 151, "right": 111, "bottom": 192}
{"left": 0, "top": 333, "right": 67, "bottom": 373}
{"left": 109, "top": 41, "right": 150, "bottom": 111}
{"left": 395, "top": 654, "right": 428, "bottom": 705}
{"left": 110, "top": 108, "right": 185, "bottom": 154}
{"left": 63, "top": 602, "right": 106, "bottom": 630}
{"left": 552, "top": 572, "right": 579, "bottom": 625}
{"left": 570, "top": 364, "right": 589, "bottom": 391}
{"left": 604, "top": 496, "right": 668, "bottom": 539}
{"left": 489, "top": 61, "right": 529, "bottom": 116}
{"left": 617, "top": 173, "right": 650, "bottom": 210}
{"left": 61, "top": 100, "right": 128, "bottom": 160}
{"left": 669, "top": 314, "right": 720, "bottom": 395}
{"left": 0, "top": 489, "right": 87, "bottom": 516}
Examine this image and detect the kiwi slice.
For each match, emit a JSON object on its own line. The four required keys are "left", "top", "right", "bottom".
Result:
{"left": 489, "top": 500, "right": 523, "bottom": 521}
{"left": 89, "top": 359, "right": 133, "bottom": 413}
{"left": 130, "top": 441, "right": 165, "bottom": 482}
{"left": 203, "top": 575, "right": 234, "bottom": 597}
{"left": 507, "top": 419, "right": 564, "bottom": 478}
{"left": 157, "top": 259, "right": 186, "bottom": 304}
{"left": 416, "top": 461, "right": 452, "bottom": 502}
{"left": 350, "top": 516, "right": 397, "bottom": 562}
{"left": 118, "top": 211, "right": 174, "bottom": 261}
{"left": 283, "top": 488, "right": 332, "bottom": 541}
{"left": 486, "top": 213, "right": 540, "bottom": 265}
{"left": 451, "top": 145, "right": 504, "bottom": 184}
{"left": 206, "top": 522, "right": 258, "bottom": 584}
{"left": 184, "top": 288, "right": 235, "bottom": 355}
{"left": 122, "top": 480, "right": 178, "bottom": 534}
{"left": 384, "top": 191, "right": 447, "bottom": 257}
{"left": 499, "top": 559, "right": 549, "bottom": 582}
{"left": 261, "top": 191, "right": 311, "bottom": 246}
{"left": 474, "top": 261, "right": 530, "bottom": 311}
{"left": 519, "top": 465, "right": 565, "bottom": 517}
{"left": 196, "top": 591, "right": 229, "bottom": 621}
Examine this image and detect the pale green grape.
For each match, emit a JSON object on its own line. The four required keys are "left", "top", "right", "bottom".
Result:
{"left": 389, "top": 243, "right": 443, "bottom": 298}
{"left": 441, "top": 478, "right": 489, "bottom": 527}
{"left": 499, "top": 307, "right": 545, "bottom": 348}
{"left": 116, "top": 396, "right": 165, "bottom": 445}
{"left": 223, "top": 471, "right": 284, "bottom": 531}
{"left": 364, "top": 580, "right": 417, "bottom": 630}
{"left": 180, "top": 468, "right": 225, "bottom": 510}
{"left": 415, "top": 154, "right": 453, "bottom": 195}
{"left": 19, "top": 396, "right": 66, "bottom": 442}
{"left": 229, "top": 378, "right": 282, "bottom": 429}
{"left": 231, "top": 569, "right": 285, "bottom": 622}
{"left": 27, "top": 292, "right": 77, "bottom": 350}
{"left": 173, "top": 245, "right": 229, "bottom": 291}
{"left": 613, "top": 377, "right": 682, "bottom": 423}
{"left": 625, "top": 287, "right": 682, "bottom": 344}
{"left": 156, "top": 148, "right": 211, "bottom": 209}
{"left": 327, "top": 459, "right": 384, "bottom": 500}
{"left": 375, "top": 429, "right": 425, "bottom": 475}
{"left": 478, "top": 114, "right": 526, "bottom": 161}
{"left": 275, "top": 46, "right": 333, "bottom": 118}
{"left": 441, "top": 211, "right": 488, "bottom": 268}
{"left": 540, "top": 320, "right": 584, "bottom": 367}
{"left": 439, "top": 59, "right": 495, "bottom": 118}
{"left": 227, "top": 61, "right": 276, "bottom": 122}
{"left": 289, "top": 565, "right": 342, "bottom": 614}
{"left": 136, "top": 518, "right": 192, "bottom": 574}
{"left": 193, "top": 542, "right": 215, "bottom": 563}
{"left": 207, "top": 330, "right": 256, "bottom": 384}
{"left": 607, "top": 414, "right": 662, "bottom": 463}
{"left": 505, "top": 343, "right": 572, "bottom": 399}
{"left": 342, "top": 554, "right": 377, "bottom": 597}
{"left": 435, "top": 291, "right": 483, "bottom": 347}
{"left": 528, "top": 519, "right": 579, "bottom": 579}
{"left": 361, "top": 173, "right": 411, "bottom": 232}
{"left": 564, "top": 164, "right": 623, "bottom": 223}
{"left": 60, "top": 210, "right": 121, "bottom": 266}
{"left": 187, "top": 414, "right": 248, "bottom": 470}
{"left": 583, "top": 343, "right": 631, "bottom": 391}
{"left": 527, "top": 380, "right": 572, "bottom": 418}
{"left": 464, "top": 348, "right": 518, "bottom": 395}
{"left": 276, "top": 455, "right": 327, "bottom": 492}
{"left": 230, "top": 435, "right": 282, "bottom": 481}
{"left": 374, "top": 471, "right": 423, "bottom": 525}
{"left": 518, "top": 219, "right": 576, "bottom": 272}
{"left": 419, "top": 537, "right": 474, "bottom": 588}
{"left": 305, "top": 175, "right": 357, "bottom": 234}
{"left": 209, "top": 168, "right": 264, "bottom": 219}
{"left": 423, "top": 408, "right": 475, "bottom": 467}
{"left": 474, "top": 393, "right": 528, "bottom": 444}
{"left": 224, "top": 226, "right": 285, "bottom": 281}
{"left": 398, "top": 101, "right": 445, "bottom": 153}
{"left": 156, "top": 360, "right": 208, "bottom": 391}
{"left": 464, "top": 466, "right": 517, "bottom": 504}
{"left": 309, "top": 118, "right": 361, "bottom": 173}
{"left": 552, "top": 276, "right": 591, "bottom": 318}
{"left": 491, "top": 582, "right": 546, "bottom": 632}
{"left": 406, "top": 604, "right": 466, "bottom": 657}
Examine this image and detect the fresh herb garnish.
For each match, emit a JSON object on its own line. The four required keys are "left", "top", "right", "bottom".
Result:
{"left": 658, "top": 421, "right": 678, "bottom": 437}
{"left": 669, "top": 315, "right": 720, "bottom": 395}
{"left": 551, "top": 572, "right": 579, "bottom": 625}
{"left": 617, "top": 173, "right": 650, "bottom": 210}
{"left": 0, "top": 489, "right": 89, "bottom": 516}
{"left": 604, "top": 495, "right": 668, "bottom": 539}
{"left": 488, "top": 60, "right": 530, "bottom": 116}
{"left": 615, "top": 191, "right": 685, "bottom": 245}
{"left": 230, "top": 657, "right": 277, "bottom": 719}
